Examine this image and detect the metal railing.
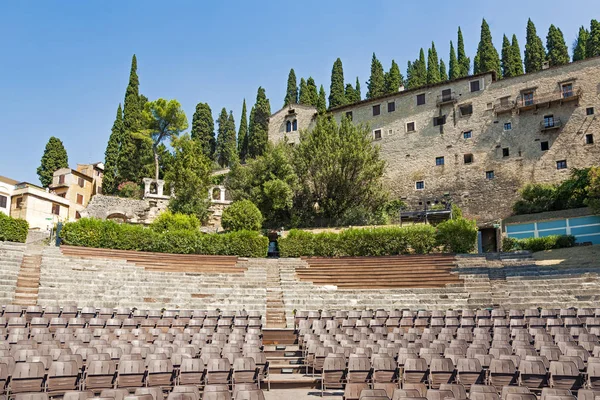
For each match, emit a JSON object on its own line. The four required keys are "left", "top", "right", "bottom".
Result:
{"left": 436, "top": 92, "right": 457, "bottom": 105}
{"left": 540, "top": 117, "right": 563, "bottom": 131}
{"left": 516, "top": 86, "right": 582, "bottom": 108}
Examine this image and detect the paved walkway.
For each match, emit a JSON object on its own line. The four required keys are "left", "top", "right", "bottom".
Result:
{"left": 264, "top": 389, "right": 344, "bottom": 399}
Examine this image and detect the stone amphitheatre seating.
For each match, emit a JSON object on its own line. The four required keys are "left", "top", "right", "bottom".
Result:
{"left": 0, "top": 242, "right": 25, "bottom": 305}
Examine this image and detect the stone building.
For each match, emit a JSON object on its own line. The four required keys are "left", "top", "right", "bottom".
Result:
{"left": 268, "top": 57, "right": 600, "bottom": 233}
{"left": 268, "top": 103, "right": 318, "bottom": 145}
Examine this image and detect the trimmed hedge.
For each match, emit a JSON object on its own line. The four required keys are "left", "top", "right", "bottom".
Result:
{"left": 221, "top": 200, "right": 263, "bottom": 232}
{"left": 502, "top": 234, "right": 576, "bottom": 252}
{"left": 436, "top": 218, "right": 478, "bottom": 254}
{"left": 0, "top": 213, "right": 29, "bottom": 243}
{"left": 60, "top": 218, "right": 268, "bottom": 258}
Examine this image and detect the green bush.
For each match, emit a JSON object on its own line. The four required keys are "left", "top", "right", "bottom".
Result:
{"left": 501, "top": 236, "right": 520, "bottom": 252}
{"left": 150, "top": 211, "right": 200, "bottom": 233}
{"left": 0, "top": 213, "right": 29, "bottom": 243}
{"left": 502, "top": 234, "right": 576, "bottom": 252}
{"left": 221, "top": 200, "right": 263, "bottom": 232}
{"left": 60, "top": 218, "right": 268, "bottom": 258}
{"left": 436, "top": 218, "right": 478, "bottom": 254}
{"left": 117, "top": 181, "right": 143, "bottom": 199}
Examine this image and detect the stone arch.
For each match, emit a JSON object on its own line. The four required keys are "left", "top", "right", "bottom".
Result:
{"left": 211, "top": 187, "right": 222, "bottom": 201}
{"left": 107, "top": 213, "right": 129, "bottom": 223}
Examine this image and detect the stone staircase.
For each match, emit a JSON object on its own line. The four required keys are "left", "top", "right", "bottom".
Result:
{"left": 0, "top": 241, "right": 26, "bottom": 305}
{"left": 265, "top": 260, "right": 287, "bottom": 328}
{"left": 13, "top": 246, "right": 43, "bottom": 306}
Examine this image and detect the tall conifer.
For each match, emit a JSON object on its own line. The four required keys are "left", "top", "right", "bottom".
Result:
{"left": 367, "top": 53, "right": 385, "bottom": 99}
{"left": 37, "top": 137, "right": 69, "bottom": 188}
{"left": 385, "top": 60, "right": 403, "bottom": 94}
{"left": 284, "top": 68, "right": 298, "bottom": 106}
{"left": 298, "top": 78, "right": 310, "bottom": 105}
{"left": 190, "top": 102, "right": 215, "bottom": 160}
{"left": 237, "top": 99, "right": 248, "bottom": 162}
{"left": 439, "top": 59, "right": 448, "bottom": 81}
{"left": 345, "top": 84, "right": 357, "bottom": 103}
{"left": 355, "top": 77, "right": 362, "bottom": 101}
{"left": 103, "top": 104, "right": 125, "bottom": 194}
{"left": 248, "top": 87, "right": 271, "bottom": 158}
{"left": 524, "top": 19, "right": 546, "bottom": 73}
{"left": 306, "top": 77, "right": 318, "bottom": 106}
{"left": 427, "top": 43, "right": 441, "bottom": 84}
{"left": 573, "top": 26, "right": 589, "bottom": 61}
{"left": 457, "top": 27, "right": 470, "bottom": 77}
{"left": 328, "top": 58, "right": 346, "bottom": 108}
{"left": 317, "top": 85, "right": 327, "bottom": 114}
{"left": 587, "top": 19, "right": 600, "bottom": 58}
{"left": 511, "top": 34, "right": 525, "bottom": 76}
{"left": 407, "top": 49, "right": 427, "bottom": 89}
{"left": 474, "top": 19, "right": 501, "bottom": 76}
{"left": 449, "top": 41, "right": 460, "bottom": 80}
{"left": 546, "top": 25, "right": 570, "bottom": 66}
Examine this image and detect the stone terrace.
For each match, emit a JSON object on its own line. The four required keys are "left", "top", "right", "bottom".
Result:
{"left": 0, "top": 241, "right": 25, "bottom": 305}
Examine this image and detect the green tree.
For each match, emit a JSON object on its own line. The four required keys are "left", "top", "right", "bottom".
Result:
{"left": 406, "top": 49, "right": 427, "bottom": 89}
{"left": 237, "top": 99, "right": 249, "bottom": 162}
{"left": 248, "top": 87, "right": 271, "bottom": 158}
{"left": 37, "top": 136, "right": 69, "bottom": 188}
{"left": 427, "top": 43, "right": 441, "bottom": 84}
{"left": 294, "top": 116, "right": 387, "bottom": 225}
{"left": 449, "top": 41, "right": 459, "bottom": 80}
{"left": 328, "top": 58, "right": 346, "bottom": 108}
{"left": 511, "top": 34, "right": 525, "bottom": 76}
{"left": 216, "top": 108, "right": 238, "bottom": 168}
{"left": 317, "top": 85, "right": 327, "bottom": 114}
{"left": 221, "top": 200, "right": 263, "bottom": 231}
{"left": 355, "top": 77, "right": 361, "bottom": 101}
{"left": 190, "top": 102, "right": 215, "bottom": 160}
{"left": 457, "top": 27, "right": 471, "bottom": 77}
{"left": 587, "top": 19, "right": 600, "bottom": 58}
{"left": 524, "top": 18, "right": 546, "bottom": 73}
{"left": 345, "top": 84, "right": 357, "bottom": 104}
{"left": 103, "top": 104, "right": 125, "bottom": 194}
{"left": 306, "top": 77, "right": 318, "bottom": 106}
{"left": 546, "top": 24, "right": 570, "bottom": 66}
{"left": 585, "top": 166, "right": 600, "bottom": 213}
{"left": 123, "top": 55, "right": 142, "bottom": 133}
{"left": 165, "top": 134, "right": 212, "bottom": 222}
{"left": 501, "top": 34, "right": 517, "bottom": 78}
{"left": 385, "top": 60, "right": 403, "bottom": 93}
{"left": 439, "top": 59, "right": 448, "bottom": 81}
{"left": 573, "top": 26, "right": 589, "bottom": 61}
{"left": 367, "top": 53, "right": 385, "bottom": 99}
{"left": 474, "top": 19, "right": 501, "bottom": 76}
{"left": 298, "top": 78, "right": 310, "bottom": 105}
{"left": 138, "top": 99, "right": 188, "bottom": 181}
{"left": 283, "top": 68, "right": 298, "bottom": 106}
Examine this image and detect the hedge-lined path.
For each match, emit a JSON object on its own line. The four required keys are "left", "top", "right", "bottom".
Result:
{"left": 13, "top": 244, "right": 43, "bottom": 306}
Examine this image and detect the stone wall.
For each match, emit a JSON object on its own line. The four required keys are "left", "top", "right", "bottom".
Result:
{"left": 80, "top": 195, "right": 169, "bottom": 225}
{"left": 268, "top": 103, "right": 318, "bottom": 145}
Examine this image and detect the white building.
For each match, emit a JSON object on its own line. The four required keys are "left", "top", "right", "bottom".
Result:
{"left": 10, "top": 182, "right": 70, "bottom": 230}
{"left": 0, "top": 176, "right": 17, "bottom": 216}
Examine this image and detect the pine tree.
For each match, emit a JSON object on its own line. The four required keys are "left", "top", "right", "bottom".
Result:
{"left": 248, "top": 87, "right": 271, "bottom": 158}
{"left": 511, "top": 34, "right": 525, "bottom": 76}
{"left": 355, "top": 77, "right": 361, "bottom": 101}
{"left": 237, "top": 99, "right": 249, "bottom": 162}
{"left": 37, "top": 136, "right": 69, "bottom": 188}
{"left": 190, "top": 102, "right": 215, "bottom": 160}
{"left": 317, "top": 85, "right": 327, "bottom": 114}
{"left": 406, "top": 49, "right": 427, "bottom": 89}
{"left": 474, "top": 19, "right": 501, "bottom": 76}
{"left": 366, "top": 53, "right": 385, "bottom": 99}
{"left": 385, "top": 60, "right": 403, "bottom": 94}
{"left": 427, "top": 43, "right": 441, "bottom": 84}
{"left": 524, "top": 19, "right": 546, "bottom": 73}
{"left": 587, "top": 19, "right": 600, "bottom": 58}
{"left": 449, "top": 41, "right": 460, "bottom": 80}
{"left": 329, "top": 58, "right": 346, "bottom": 108}
{"left": 439, "top": 59, "right": 448, "bottom": 81}
{"left": 284, "top": 68, "right": 298, "bottom": 106}
{"left": 298, "top": 78, "right": 311, "bottom": 105}
{"left": 306, "top": 77, "right": 318, "bottom": 106}
{"left": 546, "top": 25, "right": 570, "bottom": 67}
{"left": 103, "top": 104, "right": 125, "bottom": 194}
{"left": 573, "top": 26, "right": 589, "bottom": 61}
{"left": 457, "top": 27, "right": 470, "bottom": 77}
{"left": 345, "top": 84, "right": 357, "bottom": 104}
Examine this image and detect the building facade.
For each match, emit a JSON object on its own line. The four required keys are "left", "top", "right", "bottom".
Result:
{"left": 0, "top": 176, "right": 17, "bottom": 216}
{"left": 10, "top": 183, "right": 70, "bottom": 230}
{"left": 268, "top": 103, "right": 318, "bottom": 145}
{"left": 269, "top": 57, "right": 600, "bottom": 226}
{"left": 49, "top": 168, "right": 96, "bottom": 220}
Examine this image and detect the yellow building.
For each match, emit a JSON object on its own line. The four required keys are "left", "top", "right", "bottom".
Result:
{"left": 49, "top": 166, "right": 98, "bottom": 220}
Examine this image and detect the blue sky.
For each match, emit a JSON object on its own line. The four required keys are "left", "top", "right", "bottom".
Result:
{"left": 1, "top": 1, "right": 598, "bottom": 184}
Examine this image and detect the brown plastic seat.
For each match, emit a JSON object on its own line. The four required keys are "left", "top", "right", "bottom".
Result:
{"left": 62, "top": 391, "right": 95, "bottom": 400}
{"left": 348, "top": 356, "right": 372, "bottom": 385}
{"left": 14, "top": 394, "right": 49, "bottom": 400}
{"left": 549, "top": 361, "right": 580, "bottom": 390}
{"left": 46, "top": 360, "right": 79, "bottom": 394}
{"left": 345, "top": 383, "right": 370, "bottom": 400}
{"left": 205, "top": 358, "right": 231, "bottom": 386}
{"left": 488, "top": 359, "right": 517, "bottom": 388}
{"left": 0, "top": 363, "right": 7, "bottom": 395}
{"left": 170, "top": 386, "right": 200, "bottom": 400}
{"left": 178, "top": 358, "right": 204, "bottom": 386}
{"left": 575, "top": 389, "right": 600, "bottom": 400}
{"left": 470, "top": 392, "right": 500, "bottom": 400}
{"left": 456, "top": 358, "right": 483, "bottom": 389}
{"left": 146, "top": 359, "right": 173, "bottom": 387}
{"left": 404, "top": 357, "right": 427, "bottom": 384}
{"left": 438, "top": 384, "right": 466, "bottom": 400}
{"left": 202, "top": 387, "right": 232, "bottom": 400}
{"left": 372, "top": 356, "right": 397, "bottom": 384}
{"left": 10, "top": 361, "right": 46, "bottom": 394}
{"left": 134, "top": 387, "right": 164, "bottom": 400}
{"left": 84, "top": 360, "right": 116, "bottom": 390}
{"left": 425, "top": 389, "right": 454, "bottom": 400}
{"left": 519, "top": 359, "right": 548, "bottom": 390}
{"left": 429, "top": 358, "right": 454, "bottom": 389}
{"left": 233, "top": 357, "right": 258, "bottom": 385}
{"left": 321, "top": 356, "right": 346, "bottom": 396}
{"left": 505, "top": 394, "right": 536, "bottom": 400}
{"left": 100, "top": 389, "right": 131, "bottom": 400}
{"left": 116, "top": 359, "right": 146, "bottom": 389}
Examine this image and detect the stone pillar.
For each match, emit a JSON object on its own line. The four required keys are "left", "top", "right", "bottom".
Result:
{"left": 219, "top": 186, "right": 226, "bottom": 202}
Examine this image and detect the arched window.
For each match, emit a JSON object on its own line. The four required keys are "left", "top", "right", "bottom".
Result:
{"left": 292, "top": 119, "right": 298, "bottom": 131}
{"left": 285, "top": 121, "right": 292, "bottom": 133}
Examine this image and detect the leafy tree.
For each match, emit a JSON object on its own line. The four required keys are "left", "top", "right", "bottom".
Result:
{"left": 103, "top": 104, "right": 125, "bottom": 194}
{"left": 283, "top": 68, "right": 298, "bottom": 106}
{"left": 328, "top": 58, "right": 346, "bottom": 108}
{"left": 439, "top": 59, "right": 448, "bottom": 81}
{"left": 366, "top": 53, "right": 385, "bottom": 99}
{"left": 237, "top": 99, "right": 249, "bottom": 162}
{"left": 37, "top": 136, "right": 69, "bottom": 187}
{"left": 317, "top": 85, "right": 327, "bottom": 114}
{"left": 385, "top": 60, "right": 403, "bottom": 93}
{"left": 587, "top": 19, "right": 600, "bottom": 58}
{"left": 511, "top": 34, "right": 525, "bottom": 76}
{"left": 573, "top": 26, "right": 589, "bottom": 61}
{"left": 165, "top": 134, "right": 212, "bottom": 222}
{"left": 294, "top": 116, "right": 387, "bottom": 225}
{"left": 427, "top": 43, "right": 441, "bottom": 84}
{"left": 524, "top": 18, "right": 546, "bottom": 73}
{"left": 221, "top": 200, "right": 263, "bottom": 231}
{"left": 457, "top": 27, "right": 470, "bottom": 77}
{"left": 585, "top": 166, "right": 600, "bottom": 213}
{"left": 474, "top": 19, "right": 501, "bottom": 76}
{"left": 345, "top": 83, "right": 357, "bottom": 104}
{"left": 216, "top": 108, "right": 237, "bottom": 168}
{"left": 355, "top": 77, "right": 361, "bottom": 101}
{"left": 546, "top": 24, "right": 570, "bottom": 66}
{"left": 190, "top": 102, "right": 215, "bottom": 160}
{"left": 298, "top": 78, "right": 311, "bottom": 105}
{"left": 248, "top": 87, "right": 271, "bottom": 158}
{"left": 138, "top": 99, "right": 188, "bottom": 181}
{"left": 406, "top": 49, "right": 427, "bottom": 89}
{"left": 306, "top": 77, "right": 318, "bottom": 106}
{"left": 449, "top": 41, "right": 460, "bottom": 80}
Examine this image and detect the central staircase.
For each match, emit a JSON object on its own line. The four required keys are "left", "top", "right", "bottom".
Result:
{"left": 13, "top": 246, "right": 43, "bottom": 306}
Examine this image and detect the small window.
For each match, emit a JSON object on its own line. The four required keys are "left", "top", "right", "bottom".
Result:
{"left": 562, "top": 83, "right": 573, "bottom": 98}
{"left": 587, "top": 107, "right": 594, "bottom": 116}
{"left": 556, "top": 160, "right": 567, "bottom": 170}
{"left": 292, "top": 119, "right": 298, "bottom": 131}
{"left": 52, "top": 204, "right": 60, "bottom": 215}
{"left": 0, "top": 195, "right": 6, "bottom": 209}
{"left": 463, "top": 131, "right": 472, "bottom": 139}
{"left": 486, "top": 171, "right": 495, "bottom": 180}
{"left": 387, "top": 102, "right": 395, "bottom": 113}
{"left": 543, "top": 114, "right": 555, "bottom": 129}
{"left": 415, "top": 181, "right": 425, "bottom": 190}
{"left": 523, "top": 92, "right": 534, "bottom": 106}
{"left": 435, "top": 156, "right": 445, "bottom": 166}
{"left": 460, "top": 104, "right": 473, "bottom": 116}
{"left": 58, "top": 175, "right": 65, "bottom": 184}
{"left": 433, "top": 115, "right": 446, "bottom": 126}
{"left": 470, "top": 80, "right": 481, "bottom": 92}
{"left": 464, "top": 154, "right": 474, "bottom": 164}
{"left": 586, "top": 134, "right": 594, "bottom": 144}
{"left": 78, "top": 177, "right": 84, "bottom": 188}
{"left": 75, "top": 211, "right": 81, "bottom": 220}
{"left": 16, "top": 197, "right": 23, "bottom": 209}
{"left": 77, "top": 194, "right": 84, "bottom": 205}
{"left": 416, "top": 93, "right": 426, "bottom": 106}
{"left": 500, "top": 96, "right": 510, "bottom": 106}
{"left": 504, "top": 122, "right": 512, "bottom": 131}
{"left": 372, "top": 104, "right": 381, "bottom": 116}
{"left": 373, "top": 129, "right": 382, "bottom": 140}
{"left": 406, "top": 122, "right": 415, "bottom": 132}
{"left": 58, "top": 193, "right": 66, "bottom": 198}
{"left": 285, "top": 121, "right": 291, "bottom": 133}
{"left": 502, "top": 148, "right": 510, "bottom": 157}
{"left": 346, "top": 111, "right": 353, "bottom": 120}
{"left": 388, "top": 129, "right": 393, "bottom": 136}
{"left": 541, "top": 141, "right": 549, "bottom": 151}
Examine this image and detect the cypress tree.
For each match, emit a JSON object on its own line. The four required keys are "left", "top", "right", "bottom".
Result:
{"left": 226, "top": 111, "right": 238, "bottom": 166}
{"left": 355, "top": 77, "right": 361, "bottom": 101}
{"left": 587, "top": 19, "right": 600, "bottom": 58}
{"left": 449, "top": 41, "right": 460, "bottom": 80}
{"left": 37, "top": 136, "right": 69, "bottom": 188}
{"left": 366, "top": 53, "right": 385, "bottom": 99}
{"left": 501, "top": 34, "right": 514, "bottom": 78}
{"left": 511, "top": 34, "right": 525, "bottom": 76}
{"left": 439, "top": 59, "right": 448, "bottom": 81}
{"left": 573, "top": 26, "right": 589, "bottom": 61}
{"left": 248, "top": 87, "right": 271, "bottom": 158}
{"left": 317, "top": 85, "right": 327, "bottom": 114}
{"left": 190, "top": 102, "right": 215, "bottom": 160}
{"left": 474, "top": 19, "right": 501, "bottom": 76}
{"left": 306, "top": 77, "right": 318, "bottom": 106}
{"left": 284, "top": 68, "right": 298, "bottom": 106}
{"left": 457, "top": 27, "right": 470, "bottom": 77}
{"left": 298, "top": 78, "right": 311, "bottom": 105}
{"left": 345, "top": 84, "right": 357, "bottom": 104}
{"left": 407, "top": 49, "right": 427, "bottom": 89}
{"left": 524, "top": 19, "right": 546, "bottom": 73}
{"left": 123, "top": 55, "right": 141, "bottom": 133}
{"left": 546, "top": 25, "right": 570, "bottom": 67}
{"left": 328, "top": 58, "right": 346, "bottom": 108}
{"left": 427, "top": 43, "right": 441, "bottom": 84}
{"left": 237, "top": 99, "right": 249, "bottom": 162}
{"left": 385, "top": 60, "right": 403, "bottom": 94}
{"left": 247, "top": 106, "right": 255, "bottom": 153}
{"left": 103, "top": 104, "right": 125, "bottom": 194}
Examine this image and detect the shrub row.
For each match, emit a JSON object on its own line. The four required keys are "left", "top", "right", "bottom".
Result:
{"left": 502, "top": 234, "right": 576, "bottom": 252}
{"left": 60, "top": 218, "right": 268, "bottom": 258}
{"left": 0, "top": 213, "right": 29, "bottom": 243}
